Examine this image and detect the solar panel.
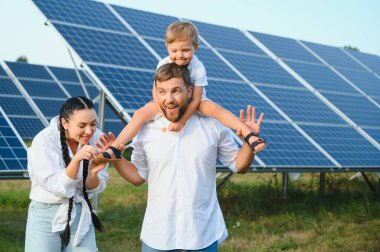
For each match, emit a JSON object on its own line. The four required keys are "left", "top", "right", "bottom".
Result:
{"left": 257, "top": 86, "right": 346, "bottom": 124}
{"left": 258, "top": 122, "right": 334, "bottom": 167}
{"left": 0, "top": 107, "right": 28, "bottom": 176}
{"left": 5, "top": 62, "right": 125, "bottom": 135}
{"left": 284, "top": 60, "right": 361, "bottom": 94}
{"left": 250, "top": 31, "right": 320, "bottom": 63}
{"left": 301, "top": 41, "right": 367, "bottom": 71}
{"left": 300, "top": 125, "right": 380, "bottom": 167}
{"left": 334, "top": 67, "right": 380, "bottom": 98}
{"left": 0, "top": 65, "right": 45, "bottom": 139}
{"left": 322, "top": 92, "right": 380, "bottom": 128}
{"left": 31, "top": 0, "right": 380, "bottom": 171}
{"left": 345, "top": 49, "right": 380, "bottom": 75}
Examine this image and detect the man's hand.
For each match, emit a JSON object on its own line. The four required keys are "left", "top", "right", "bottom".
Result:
{"left": 236, "top": 105, "right": 264, "bottom": 138}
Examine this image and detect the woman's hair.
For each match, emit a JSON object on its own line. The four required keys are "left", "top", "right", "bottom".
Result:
{"left": 165, "top": 21, "right": 199, "bottom": 48}
{"left": 58, "top": 97, "right": 103, "bottom": 247}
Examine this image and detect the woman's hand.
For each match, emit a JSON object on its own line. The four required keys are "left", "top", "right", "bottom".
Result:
{"left": 72, "top": 145, "right": 99, "bottom": 162}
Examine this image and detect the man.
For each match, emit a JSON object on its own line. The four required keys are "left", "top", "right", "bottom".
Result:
{"left": 106, "top": 63, "right": 264, "bottom": 251}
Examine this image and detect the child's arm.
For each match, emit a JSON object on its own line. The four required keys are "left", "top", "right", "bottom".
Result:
{"left": 110, "top": 102, "right": 158, "bottom": 149}
{"left": 199, "top": 100, "right": 267, "bottom": 153}
{"left": 168, "top": 86, "right": 203, "bottom": 132}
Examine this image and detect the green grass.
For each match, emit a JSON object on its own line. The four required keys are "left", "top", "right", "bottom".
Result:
{"left": 1, "top": 170, "right": 380, "bottom": 251}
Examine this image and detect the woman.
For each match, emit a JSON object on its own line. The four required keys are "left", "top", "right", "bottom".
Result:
{"left": 25, "top": 96, "right": 110, "bottom": 251}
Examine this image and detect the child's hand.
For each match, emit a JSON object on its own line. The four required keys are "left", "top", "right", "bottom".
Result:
{"left": 168, "top": 121, "right": 185, "bottom": 132}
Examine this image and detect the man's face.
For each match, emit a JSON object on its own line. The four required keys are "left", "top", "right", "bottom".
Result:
{"left": 156, "top": 77, "right": 193, "bottom": 122}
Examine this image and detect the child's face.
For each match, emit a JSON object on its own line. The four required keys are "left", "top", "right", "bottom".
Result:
{"left": 166, "top": 41, "right": 197, "bottom": 66}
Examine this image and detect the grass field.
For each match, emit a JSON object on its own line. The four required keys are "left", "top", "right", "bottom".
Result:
{"left": 1, "top": 168, "right": 380, "bottom": 251}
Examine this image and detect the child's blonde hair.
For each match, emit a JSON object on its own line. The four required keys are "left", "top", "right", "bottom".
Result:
{"left": 165, "top": 21, "right": 199, "bottom": 48}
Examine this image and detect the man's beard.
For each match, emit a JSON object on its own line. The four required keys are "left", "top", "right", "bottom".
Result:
{"left": 161, "top": 104, "right": 187, "bottom": 122}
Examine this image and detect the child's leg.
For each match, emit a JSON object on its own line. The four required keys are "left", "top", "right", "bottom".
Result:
{"left": 103, "top": 102, "right": 159, "bottom": 158}
{"left": 199, "top": 100, "right": 267, "bottom": 153}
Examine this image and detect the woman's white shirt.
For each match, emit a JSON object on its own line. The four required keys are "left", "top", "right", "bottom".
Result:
{"left": 27, "top": 116, "right": 108, "bottom": 246}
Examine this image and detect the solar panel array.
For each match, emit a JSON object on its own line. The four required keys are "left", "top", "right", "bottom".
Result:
{"left": 0, "top": 61, "right": 126, "bottom": 176}
{"left": 0, "top": 107, "right": 28, "bottom": 178}
{"left": 31, "top": 0, "right": 380, "bottom": 171}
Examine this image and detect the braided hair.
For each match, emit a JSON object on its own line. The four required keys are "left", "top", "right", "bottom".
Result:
{"left": 59, "top": 96, "right": 103, "bottom": 248}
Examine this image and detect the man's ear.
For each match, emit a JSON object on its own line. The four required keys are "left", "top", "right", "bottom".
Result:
{"left": 187, "top": 85, "right": 193, "bottom": 100}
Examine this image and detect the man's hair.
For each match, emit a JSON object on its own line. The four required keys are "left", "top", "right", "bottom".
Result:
{"left": 165, "top": 21, "right": 199, "bottom": 48}
{"left": 154, "top": 63, "right": 193, "bottom": 88}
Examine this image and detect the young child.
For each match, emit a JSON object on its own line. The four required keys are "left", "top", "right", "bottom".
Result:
{"left": 102, "top": 21, "right": 267, "bottom": 159}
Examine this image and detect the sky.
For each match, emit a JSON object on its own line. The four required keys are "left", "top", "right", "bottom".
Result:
{"left": 0, "top": 0, "right": 379, "bottom": 68}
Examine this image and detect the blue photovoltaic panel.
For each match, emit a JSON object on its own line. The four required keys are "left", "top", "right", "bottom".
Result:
{"left": 34, "top": 99, "right": 67, "bottom": 119}
{"left": 0, "top": 67, "right": 7, "bottom": 77}
{"left": 301, "top": 125, "right": 380, "bottom": 167}
{"left": 7, "top": 62, "right": 69, "bottom": 120}
{"left": 221, "top": 51, "right": 302, "bottom": 87}
{"left": 192, "top": 21, "right": 265, "bottom": 55}
{"left": 345, "top": 49, "right": 380, "bottom": 74}
{"left": 32, "top": 0, "right": 380, "bottom": 170}
{"left": 19, "top": 80, "right": 68, "bottom": 98}
{"left": 89, "top": 64, "right": 154, "bottom": 110}
{"left": 250, "top": 31, "right": 320, "bottom": 64}
{"left": 0, "top": 66, "right": 45, "bottom": 139}
{"left": 54, "top": 23, "right": 158, "bottom": 69}
{"left": 33, "top": 0, "right": 127, "bottom": 32}
{"left": 144, "top": 38, "right": 167, "bottom": 58}
{"left": 322, "top": 92, "right": 380, "bottom": 127}
{"left": 206, "top": 80, "right": 284, "bottom": 121}
{"left": 6, "top": 62, "right": 53, "bottom": 80}
{"left": 48, "top": 66, "right": 93, "bottom": 83}
{"left": 258, "top": 86, "right": 346, "bottom": 124}
{"left": 0, "top": 78, "right": 22, "bottom": 95}
{"left": 0, "top": 97, "right": 44, "bottom": 139}
{"left": 112, "top": 5, "right": 177, "bottom": 38}
{"left": 259, "top": 122, "right": 333, "bottom": 167}
{"left": 0, "top": 110, "right": 27, "bottom": 171}
{"left": 285, "top": 60, "right": 360, "bottom": 94}
{"left": 302, "top": 41, "right": 367, "bottom": 71}
{"left": 362, "top": 128, "right": 380, "bottom": 144}
{"left": 48, "top": 66, "right": 101, "bottom": 99}
{"left": 334, "top": 67, "right": 380, "bottom": 98}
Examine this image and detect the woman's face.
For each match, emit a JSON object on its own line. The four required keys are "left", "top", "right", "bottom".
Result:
{"left": 61, "top": 109, "right": 97, "bottom": 145}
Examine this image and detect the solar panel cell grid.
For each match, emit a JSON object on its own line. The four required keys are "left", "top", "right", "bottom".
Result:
{"left": 33, "top": 0, "right": 128, "bottom": 32}
{"left": 90, "top": 64, "right": 154, "bottom": 110}
{"left": 344, "top": 49, "right": 380, "bottom": 75}
{"left": 285, "top": 60, "right": 360, "bottom": 94}
{"left": 54, "top": 23, "right": 158, "bottom": 69}
{"left": 250, "top": 31, "right": 320, "bottom": 64}
{"left": 258, "top": 122, "right": 334, "bottom": 167}
{"left": 301, "top": 125, "right": 380, "bottom": 167}
{"left": 48, "top": 66, "right": 92, "bottom": 83}
{"left": 19, "top": 80, "right": 68, "bottom": 98}
{"left": 206, "top": 80, "right": 284, "bottom": 121}
{"left": 302, "top": 41, "right": 367, "bottom": 71}
{"left": 0, "top": 78, "right": 22, "bottom": 95}
{"left": 334, "top": 67, "right": 380, "bottom": 98}
{"left": 112, "top": 5, "right": 178, "bottom": 38}
{"left": 258, "top": 86, "right": 347, "bottom": 125}
{"left": 6, "top": 62, "right": 53, "bottom": 80}
{"left": 193, "top": 21, "right": 265, "bottom": 55}
{"left": 322, "top": 92, "right": 380, "bottom": 128}
{"left": 221, "top": 51, "right": 302, "bottom": 87}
